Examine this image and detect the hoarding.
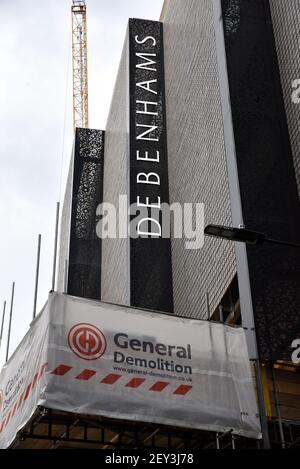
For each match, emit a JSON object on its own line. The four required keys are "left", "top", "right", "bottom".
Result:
{"left": 0, "top": 293, "right": 261, "bottom": 448}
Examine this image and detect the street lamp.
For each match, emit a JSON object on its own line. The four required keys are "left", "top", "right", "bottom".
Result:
{"left": 204, "top": 224, "right": 300, "bottom": 248}
{"left": 205, "top": 223, "right": 300, "bottom": 450}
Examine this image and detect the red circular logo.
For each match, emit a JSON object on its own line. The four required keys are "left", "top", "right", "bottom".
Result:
{"left": 68, "top": 323, "right": 107, "bottom": 361}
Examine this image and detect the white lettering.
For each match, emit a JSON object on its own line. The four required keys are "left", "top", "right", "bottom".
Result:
{"left": 137, "top": 218, "right": 161, "bottom": 238}
{"left": 137, "top": 172, "right": 160, "bottom": 185}
{"left": 135, "top": 35, "right": 156, "bottom": 46}
{"left": 137, "top": 196, "right": 161, "bottom": 209}
{"left": 136, "top": 124, "right": 158, "bottom": 141}
{"left": 136, "top": 150, "right": 160, "bottom": 162}
{"left": 136, "top": 79, "right": 157, "bottom": 95}
{"left": 136, "top": 100, "right": 158, "bottom": 116}
{"left": 135, "top": 52, "right": 157, "bottom": 71}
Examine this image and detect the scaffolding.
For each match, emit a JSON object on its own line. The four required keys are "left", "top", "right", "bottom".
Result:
{"left": 9, "top": 407, "right": 300, "bottom": 449}
{"left": 10, "top": 408, "right": 260, "bottom": 450}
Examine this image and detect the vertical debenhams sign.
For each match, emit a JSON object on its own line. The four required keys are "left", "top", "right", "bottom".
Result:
{"left": 129, "top": 19, "right": 173, "bottom": 313}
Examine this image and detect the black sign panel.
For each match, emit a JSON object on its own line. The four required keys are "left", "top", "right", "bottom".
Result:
{"left": 222, "top": 0, "right": 300, "bottom": 362}
{"left": 129, "top": 19, "right": 173, "bottom": 313}
{"left": 68, "top": 128, "right": 104, "bottom": 300}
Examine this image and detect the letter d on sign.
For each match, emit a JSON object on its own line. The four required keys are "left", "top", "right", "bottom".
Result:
{"left": 138, "top": 218, "right": 161, "bottom": 237}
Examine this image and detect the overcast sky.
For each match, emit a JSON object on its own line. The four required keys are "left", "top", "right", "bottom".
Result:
{"left": 0, "top": 0, "right": 163, "bottom": 367}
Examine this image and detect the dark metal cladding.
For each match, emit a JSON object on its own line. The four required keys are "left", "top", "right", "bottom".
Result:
{"left": 68, "top": 128, "right": 104, "bottom": 300}
{"left": 128, "top": 19, "right": 173, "bottom": 313}
{"left": 222, "top": 0, "right": 300, "bottom": 362}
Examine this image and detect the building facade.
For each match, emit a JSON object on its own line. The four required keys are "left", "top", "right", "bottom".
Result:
{"left": 161, "top": 0, "right": 300, "bottom": 364}
{"left": 57, "top": 0, "right": 300, "bottom": 446}
{"left": 59, "top": 0, "right": 300, "bottom": 361}
{"left": 102, "top": 3, "right": 237, "bottom": 321}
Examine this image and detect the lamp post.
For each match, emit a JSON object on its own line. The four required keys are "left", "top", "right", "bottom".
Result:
{"left": 205, "top": 224, "right": 300, "bottom": 449}
{"left": 204, "top": 224, "right": 300, "bottom": 248}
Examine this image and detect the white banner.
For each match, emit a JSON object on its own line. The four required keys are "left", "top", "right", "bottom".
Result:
{"left": 0, "top": 301, "right": 49, "bottom": 449}
{"left": 0, "top": 293, "right": 261, "bottom": 448}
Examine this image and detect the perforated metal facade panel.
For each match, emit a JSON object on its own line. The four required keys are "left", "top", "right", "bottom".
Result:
{"left": 161, "top": 0, "right": 236, "bottom": 319}
{"left": 101, "top": 37, "right": 130, "bottom": 306}
{"left": 68, "top": 128, "right": 104, "bottom": 300}
{"left": 270, "top": 0, "right": 300, "bottom": 199}
{"left": 57, "top": 129, "right": 104, "bottom": 299}
{"left": 57, "top": 150, "right": 74, "bottom": 294}
{"left": 222, "top": 0, "right": 300, "bottom": 362}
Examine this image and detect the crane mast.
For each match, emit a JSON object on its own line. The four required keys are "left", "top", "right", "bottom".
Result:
{"left": 71, "top": 0, "right": 89, "bottom": 130}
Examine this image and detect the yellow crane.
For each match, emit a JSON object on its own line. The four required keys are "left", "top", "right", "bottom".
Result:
{"left": 71, "top": 0, "right": 89, "bottom": 130}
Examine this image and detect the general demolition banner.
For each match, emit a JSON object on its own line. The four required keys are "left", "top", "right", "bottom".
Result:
{"left": 0, "top": 293, "right": 261, "bottom": 448}
{"left": 0, "top": 301, "right": 49, "bottom": 449}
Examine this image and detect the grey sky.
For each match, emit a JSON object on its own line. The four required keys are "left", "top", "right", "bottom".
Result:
{"left": 0, "top": 0, "right": 163, "bottom": 366}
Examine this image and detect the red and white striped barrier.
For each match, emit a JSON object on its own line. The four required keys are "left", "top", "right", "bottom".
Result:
{"left": 50, "top": 364, "right": 193, "bottom": 395}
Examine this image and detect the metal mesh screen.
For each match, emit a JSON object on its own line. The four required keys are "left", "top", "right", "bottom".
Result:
{"left": 222, "top": 0, "right": 300, "bottom": 362}
{"left": 68, "top": 128, "right": 104, "bottom": 300}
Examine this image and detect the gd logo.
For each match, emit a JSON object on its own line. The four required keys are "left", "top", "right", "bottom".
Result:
{"left": 68, "top": 323, "right": 107, "bottom": 361}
